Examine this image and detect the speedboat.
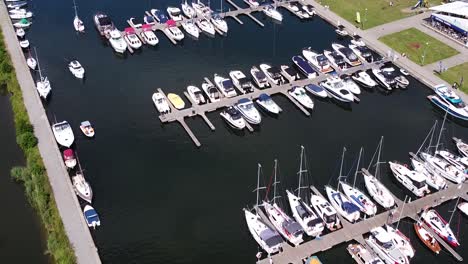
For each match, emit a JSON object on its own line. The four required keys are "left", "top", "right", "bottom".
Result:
{"left": 410, "top": 156, "right": 447, "bottom": 191}
{"left": 229, "top": 70, "right": 254, "bottom": 94}
{"left": 74, "top": 15, "right": 85, "bottom": 32}
{"left": 123, "top": 27, "right": 142, "bottom": 49}
{"left": 286, "top": 2, "right": 300, "bottom": 12}
{"left": 143, "top": 15, "right": 157, "bottom": 25}
{"left": 453, "top": 137, "right": 468, "bottom": 157}
{"left": 9, "top": 8, "right": 33, "bottom": 19}
{"left": 351, "top": 34, "right": 366, "bottom": 47}
{"left": 36, "top": 76, "right": 51, "bottom": 99}
{"left": 167, "top": 93, "right": 185, "bottom": 110}
{"left": 72, "top": 173, "right": 93, "bottom": 203}
{"left": 201, "top": 81, "right": 221, "bottom": 102}
{"left": 220, "top": 106, "right": 245, "bottom": 130}
{"left": 332, "top": 43, "right": 361, "bottom": 67}
{"left": 280, "top": 65, "right": 300, "bottom": 82}
{"left": 192, "top": 0, "right": 212, "bottom": 17}
{"left": 52, "top": 121, "right": 75, "bottom": 148}
{"left": 26, "top": 56, "right": 37, "bottom": 70}
{"left": 340, "top": 182, "right": 377, "bottom": 216}
{"left": 80, "top": 121, "right": 95, "bottom": 137}
{"left": 395, "top": 75, "right": 409, "bottom": 89}
{"left": 181, "top": 20, "right": 200, "bottom": 39}
{"left": 214, "top": 74, "right": 237, "bottom": 97}
{"left": 181, "top": 1, "right": 196, "bottom": 18}
{"left": 187, "top": 85, "right": 206, "bottom": 104}
{"left": 302, "top": 48, "right": 333, "bottom": 73}
{"left": 420, "top": 152, "right": 465, "bottom": 184}
{"left": 211, "top": 14, "right": 228, "bottom": 34}
{"left": 286, "top": 190, "right": 324, "bottom": 237}
{"left": 16, "top": 28, "right": 25, "bottom": 38}
{"left": 372, "top": 67, "right": 396, "bottom": 91}
{"left": 436, "top": 149, "right": 468, "bottom": 172}
{"left": 324, "top": 50, "right": 347, "bottom": 70}
{"left": 362, "top": 169, "right": 395, "bottom": 209}
{"left": 310, "top": 193, "right": 341, "bottom": 231}
{"left": 235, "top": 98, "right": 261, "bottom": 124}
{"left": 263, "top": 5, "right": 283, "bottom": 22}
{"left": 164, "top": 21, "right": 185, "bottom": 41}
{"left": 247, "top": 0, "right": 260, "bottom": 7}
{"left": 320, "top": 76, "right": 354, "bottom": 103}
{"left": 292, "top": 56, "right": 317, "bottom": 79}
{"left": 347, "top": 243, "right": 385, "bottom": 264}
{"left": 63, "top": 149, "right": 77, "bottom": 169}
{"left": 68, "top": 60, "right": 85, "bottom": 79}
{"left": 152, "top": 92, "right": 171, "bottom": 114}
{"left": 421, "top": 209, "right": 459, "bottom": 247}
{"left": 352, "top": 70, "right": 377, "bottom": 88}
{"left": 389, "top": 161, "right": 429, "bottom": 197}
{"left": 13, "top": 18, "right": 32, "bottom": 28}
{"left": 413, "top": 221, "right": 441, "bottom": 254}
{"left": 458, "top": 202, "right": 468, "bottom": 216}
{"left": 341, "top": 74, "right": 361, "bottom": 95}
{"left": 428, "top": 84, "right": 468, "bottom": 121}
{"left": 243, "top": 209, "right": 283, "bottom": 255}
{"left": 289, "top": 86, "right": 314, "bottom": 109}
{"left": 93, "top": 12, "right": 114, "bottom": 35}
{"left": 250, "top": 66, "right": 269, "bottom": 89}
{"left": 302, "top": 5, "right": 316, "bottom": 16}
{"left": 335, "top": 25, "right": 348, "bottom": 36}
{"left": 167, "top": 6, "right": 183, "bottom": 21}
{"left": 256, "top": 93, "right": 281, "bottom": 114}
{"left": 196, "top": 18, "right": 216, "bottom": 35}
{"left": 108, "top": 29, "right": 128, "bottom": 54}
{"left": 7, "top": 1, "right": 28, "bottom": 9}
{"left": 151, "top": 9, "right": 169, "bottom": 23}
{"left": 349, "top": 44, "right": 373, "bottom": 63}
{"left": 262, "top": 201, "right": 304, "bottom": 246}
{"left": 386, "top": 225, "right": 415, "bottom": 259}
{"left": 128, "top": 17, "right": 142, "bottom": 28}
{"left": 260, "top": 64, "right": 286, "bottom": 85}
{"left": 19, "top": 39, "right": 29, "bottom": 49}
{"left": 83, "top": 205, "right": 100, "bottom": 229}
{"left": 141, "top": 25, "right": 159, "bottom": 46}
{"left": 304, "top": 84, "right": 328, "bottom": 98}
{"left": 365, "top": 227, "right": 409, "bottom": 264}
{"left": 325, "top": 185, "right": 360, "bottom": 223}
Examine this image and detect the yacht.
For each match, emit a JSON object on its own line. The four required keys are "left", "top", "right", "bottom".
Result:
{"left": 292, "top": 56, "right": 317, "bottom": 79}
{"left": 421, "top": 209, "right": 459, "bottom": 247}
{"left": 324, "top": 50, "right": 347, "bottom": 69}
{"left": 83, "top": 205, "right": 101, "bottom": 229}
{"left": 9, "top": 8, "right": 33, "bottom": 19}
{"left": 365, "top": 227, "right": 409, "bottom": 264}
{"left": 304, "top": 84, "right": 328, "bottom": 98}
{"left": 181, "top": 20, "right": 200, "bottom": 39}
{"left": 320, "top": 76, "right": 354, "bottom": 103}
{"left": 211, "top": 14, "right": 228, "bottom": 34}
{"left": 428, "top": 84, "right": 468, "bottom": 121}
{"left": 286, "top": 190, "right": 324, "bottom": 237}
{"left": 202, "top": 81, "right": 221, "bottom": 102}
{"left": 13, "top": 18, "right": 32, "bottom": 28}
{"left": 164, "top": 23, "right": 185, "bottom": 41}
{"left": 251, "top": 66, "right": 269, "bottom": 89}
{"left": 26, "top": 56, "right": 37, "bottom": 70}
{"left": 340, "top": 182, "right": 377, "bottom": 216}
{"left": 151, "top": 9, "right": 169, "bottom": 23}
{"left": 167, "top": 6, "right": 183, "bottom": 21}
{"left": 72, "top": 172, "right": 93, "bottom": 203}
{"left": 410, "top": 156, "right": 447, "bottom": 191}
{"left": 458, "top": 202, "right": 468, "bottom": 216}
{"left": 453, "top": 137, "right": 468, "bottom": 157}
{"left": 263, "top": 5, "right": 283, "bottom": 21}
{"left": 235, "top": 98, "right": 261, "bottom": 124}
{"left": 192, "top": 0, "right": 212, "bottom": 17}
{"left": 220, "top": 106, "right": 245, "bottom": 130}
{"left": 420, "top": 152, "right": 465, "bottom": 184}
{"left": 68, "top": 60, "right": 85, "bottom": 79}
{"left": 280, "top": 65, "right": 301, "bottom": 82}
{"left": 141, "top": 25, "right": 159, "bottom": 46}
{"left": 385, "top": 225, "right": 415, "bottom": 259}
{"left": 351, "top": 35, "right": 366, "bottom": 47}
{"left": 262, "top": 201, "right": 304, "bottom": 246}
{"left": 310, "top": 192, "right": 341, "bottom": 231}
{"left": 108, "top": 29, "right": 128, "bottom": 54}
{"left": 436, "top": 149, "right": 468, "bottom": 171}
{"left": 347, "top": 243, "right": 385, "bottom": 264}
{"left": 302, "top": 5, "right": 316, "bottom": 16}
{"left": 229, "top": 70, "right": 254, "bottom": 94}
{"left": 7, "top": 1, "right": 28, "bottom": 9}
{"left": 187, "top": 85, "right": 206, "bottom": 104}
{"left": 214, "top": 74, "right": 237, "bottom": 97}
{"left": 332, "top": 43, "right": 361, "bottom": 67}
{"left": 289, "top": 86, "right": 314, "bottom": 109}
{"left": 352, "top": 70, "right": 377, "bottom": 88}
{"left": 388, "top": 161, "right": 429, "bottom": 197}
{"left": 372, "top": 67, "right": 397, "bottom": 90}
{"left": 63, "top": 149, "right": 77, "bottom": 169}
{"left": 80, "top": 121, "right": 95, "bottom": 138}
{"left": 52, "top": 121, "right": 75, "bottom": 148}
{"left": 259, "top": 64, "right": 285, "bottom": 86}
{"left": 19, "top": 39, "right": 29, "bottom": 49}
{"left": 256, "top": 93, "right": 281, "bottom": 115}
{"left": 341, "top": 74, "right": 361, "bottom": 95}
{"left": 93, "top": 12, "right": 114, "bottom": 35}
{"left": 181, "top": 1, "right": 196, "bottom": 18}
{"left": 413, "top": 221, "right": 441, "bottom": 254}
{"left": 362, "top": 169, "right": 395, "bottom": 209}
{"left": 325, "top": 185, "right": 360, "bottom": 223}
{"left": 196, "top": 18, "right": 216, "bottom": 35}
{"left": 243, "top": 209, "right": 283, "bottom": 254}
{"left": 123, "top": 28, "right": 142, "bottom": 49}
{"left": 349, "top": 44, "right": 374, "bottom": 63}
{"left": 152, "top": 92, "right": 171, "bottom": 114}
{"left": 16, "top": 28, "right": 25, "bottom": 38}
{"left": 302, "top": 48, "right": 333, "bottom": 73}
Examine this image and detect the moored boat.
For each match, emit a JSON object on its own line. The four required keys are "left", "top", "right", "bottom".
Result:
{"left": 220, "top": 106, "right": 245, "bottom": 130}
{"left": 255, "top": 93, "right": 281, "bottom": 115}
{"left": 63, "top": 149, "right": 77, "bottom": 169}
{"left": 453, "top": 137, "right": 468, "bottom": 157}
{"left": 414, "top": 221, "right": 441, "bottom": 254}
{"left": 292, "top": 55, "right": 317, "bottom": 79}
{"left": 388, "top": 161, "right": 430, "bottom": 197}
{"left": 83, "top": 205, "right": 100, "bottom": 229}
{"left": 201, "top": 81, "right": 221, "bottom": 102}
{"left": 73, "top": 172, "right": 93, "bottom": 203}
{"left": 289, "top": 86, "right": 314, "bottom": 109}
{"left": 428, "top": 84, "right": 468, "bottom": 121}
{"left": 304, "top": 84, "right": 328, "bottom": 98}
{"left": 187, "top": 85, "right": 206, "bottom": 104}
{"left": 167, "top": 93, "right": 186, "bottom": 109}
{"left": 310, "top": 191, "right": 341, "bottom": 231}
{"left": 152, "top": 92, "right": 171, "bottom": 114}
{"left": 52, "top": 121, "right": 75, "bottom": 148}
{"left": 80, "top": 121, "right": 95, "bottom": 137}
{"left": 352, "top": 70, "right": 377, "bottom": 88}
{"left": 235, "top": 98, "right": 261, "bottom": 125}
{"left": 421, "top": 209, "right": 459, "bottom": 247}
{"left": 251, "top": 66, "right": 269, "bottom": 89}
{"left": 325, "top": 185, "right": 360, "bottom": 223}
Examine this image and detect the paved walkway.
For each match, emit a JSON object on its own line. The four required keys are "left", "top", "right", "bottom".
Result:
{"left": 0, "top": 2, "right": 101, "bottom": 264}
{"left": 365, "top": 12, "right": 431, "bottom": 38}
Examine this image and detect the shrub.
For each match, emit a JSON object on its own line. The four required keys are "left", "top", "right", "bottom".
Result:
{"left": 16, "top": 131, "right": 38, "bottom": 149}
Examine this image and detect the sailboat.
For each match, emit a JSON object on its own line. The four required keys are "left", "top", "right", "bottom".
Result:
{"left": 73, "top": 155, "right": 93, "bottom": 203}
{"left": 73, "top": 0, "right": 84, "bottom": 32}
{"left": 34, "top": 48, "right": 51, "bottom": 99}
{"left": 385, "top": 197, "right": 415, "bottom": 259}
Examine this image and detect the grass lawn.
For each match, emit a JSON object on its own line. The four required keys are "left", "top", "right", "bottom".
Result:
{"left": 379, "top": 28, "right": 458, "bottom": 65}
{"left": 319, "top": 0, "right": 441, "bottom": 29}
{"left": 439, "top": 63, "right": 468, "bottom": 94}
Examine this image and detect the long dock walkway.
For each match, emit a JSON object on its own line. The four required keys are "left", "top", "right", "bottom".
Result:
{"left": 0, "top": 3, "right": 101, "bottom": 264}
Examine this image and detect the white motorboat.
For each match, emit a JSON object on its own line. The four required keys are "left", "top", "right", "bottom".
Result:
{"left": 108, "top": 29, "right": 128, "bottom": 54}
{"left": 164, "top": 24, "right": 185, "bottom": 41}
{"left": 250, "top": 66, "right": 269, "bottom": 89}
{"left": 263, "top": 201, "right": 304, "bottom": 246}
{"left": 229, "top": 70, "right": 254, "bottom": 94}
{"left": 26, "top": 55, "right": 37, "bottom": 70}
{"left": 19, "top": 39, "right": 29, "bottom": 49}
{"left": 421, "top": 209, "right": 459, "bottom": 247}
{"left": 335, "top": 25, "right": 348, "bottom": 36}
{"left": 151, "top": 9, "right": 169, "bottom": 23}
{"left": 72, "top": 172, "right": 93, "bottom": 203}
{"left": 243, "top": 209, "right": 283, "bottom": 254}
{"left": 263, "top": 5, "right": 283, "bottom": 21}
{"left": 9, "top": 9, "right": 33, "bottom": 19}
{"left": 365, "top": 227, "right": 409, "bottom": 264}
{"left": 372, "top": 67, "right": 397, "bottom": 91}
{"left": 141, "top": 25, "right": 159, "bottom": 46}
{"left": 325, "top": 185, "right": 360, "bottom": 223}
{"left": 201, "top": 81, "right": 221, "bottom": 102}
{"left": 453, "top": 137, "right": 468, "bottom": 157}
{"left": 410, "top": 156, "right": 447, "bottom": 191}
{"left": 211, "top": 14, "right": 228, "bottom": 34}
{"left": 152, "top": 92, "right": 171, "bottom": 114}
{"left": 235, "top": 98, "right": 261, "bottom": 124}
{"left": 52, "top": 121, "right": 75, "bottom": 148}
{"left": 16, "top": 28, "right": 25, "bottom": 38}
{"left": 388, "top": 161, "right": 430, "bottom": 197}
{"left": 187, "top": 85, "right": 206, "bottom": 105}
{"left": 181, "top": 1, "right": 196, "bottom": 18}
{"left": 192, "top": 0, "right": 212, "bottom": 17}
{"left": 124, "top": 28, "right": 142, "bottom": 49}
{"left": 386, "top": 225, "right": 415, "bottom": 259}
{"left": 350, "top": 34, "right": 366, "bottom": 47}
{"left": 332, "top": 43, "right": 361, "bottom": 67}
{"left": 362, "top": 168, "right": 395, "bottom": 209}
{"left": 287, "top": 190, "right": 324, "bottom": 237}
{"left": 247, "top": 0, "right": 260, "bottom": 7}
{"left": 310, "top": 192, "right": 341, "bottom": 231}
{"left": 73, "top": 0, "right": 85, "bottom": 32}
{"left": 288, "top": 86, "right": 314, "bottom": 109}
{"left": 347, "top": 243, "right": 385, "bottom": 264}
{"left": 196, "top": 18, "right": 216, "bottom": 35}
{"left": 302, "top": 4, "right": 316, "bottom": 15}
{"left": 458, "top": 202, "right": 468, "bottom": 216}
{"left": 256, "top": 93, "right": 281, "bottom": 114}
{"left": 83, "top": 205, "right": 101, "bottom": 229}
{"left": 320, "top": 76, "right": 354, "bottom": 103}
{"left": 287, "top": 2, "right": 300, "bottom": 12}
{"left": 181, "top": 20, "right": 200, "bottom": 39}
{"left": 93, "top": 12, "right": 114, "bottom": 35}
{"left": 436, "top": 149, "right": 468, "bottom": 171}
{"left": 420, "top": 152, "right": 465, "bottom": 184}
{"left": 302, "top": 48, "right": 334, "bottom": 73}
{"left": 7, "top": 1, "right": 28, "bottom": 9}
{"left": 428, "top": 84, "right": 468, "bottom": 121}
{"left": 324, "top": 50, "right": 347, "bottom": 70}
{"left": 260, "top": 64, "right": 286, "bottom": 85}
{"left": 220, "top": 106, "right": 245, "bottom": 130}
{"left": 351, "top": 70, "right": 377, "bottom": 88}
{"left": 292, "top": 56, "right": 317, "bottom": 79}
{"left": 340, "top": 182, "right": 377, "bottom": 216}
{"left": 63, "top": 149, "right": 77, "bottom": 169}
{"left": 167, "top": 6, "right": 183, "bottom": 21}
{"left": 395, "top": 76, "right": 409, "bottom": 89}
{"left": 349, "top": 44, "right": 374, "bottom": 63}
{"left": 68, "top": 60, "right": 85, "bottom": 79}
{"left": 341, "top": 74, "right": 361, "bottom": 95}
{"left": 304, "top": 84, "right": 327, "bottom": 98}
{"left": 13, "top": 18, "right": 32, "bottom": 28}
{"left": 280, "top": 65, "right": 300, "bottom": 82}
{"left": 214, "top": 74, "right": 237, "bottom": 98}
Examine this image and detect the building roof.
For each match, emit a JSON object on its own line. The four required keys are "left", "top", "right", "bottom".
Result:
{"left": 430, "top": 1, "right": 468, "bottom": 18}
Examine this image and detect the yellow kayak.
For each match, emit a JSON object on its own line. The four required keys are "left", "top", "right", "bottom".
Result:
{"left": 167, "top": 93, "right": 185, "bottom": 110}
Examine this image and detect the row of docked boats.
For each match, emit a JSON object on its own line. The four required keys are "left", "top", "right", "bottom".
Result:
{"left": 427, "top": 84, "right": 468, "bottom": 121}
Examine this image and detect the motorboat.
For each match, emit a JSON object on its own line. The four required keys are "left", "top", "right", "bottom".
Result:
{"left": 410, "top": 156, "right": 447, "bottom": 191}
{"left": 428, "top": 84, "right": 468, "bottom": 121}
{"left": 9, "top": 9, "right": 33, "bottom": 19}
{"left": 323, "top": 50, "right": 347, "bottom": 70}
{"left": 351, "top": 34, "right": 366, "bottom": 47}
{"left": 349, "top": 44, "right": 373, "bottom": 63}
{"left": 372, "top": 67, "right": 397, "bottom": 90}
{"left": 167, "top": 93, "right": 186, "bottom": 110}
{"left": 365, "top": 227, "right": 409, "bottom": 264}
{"left": 123, "top": 27, "right": 142, "bottom": 49}
{"left": 347, "top": 243, "right": 385, "bottom": 264}
{"left": 335, "top": 25, "right": 348, "bottom": 36}
{"left": 19, "top": 39, "right": 29, "bottom": 49}
{"left": 220, "top": 106, "right": 245, "bottom": 130}
{"left": 332, "top": 43, "right": 361, "bottom": 67}
{"left": 235, "top": 98, "right": 261, "bottom": 124}
{"left": 395, "top": 76, "right": 409, "bottom": 89}
{"left": 128, "top": 17, "right": 142, "bottom": 28}
{"left": 72, "top": 173, "right": 93, "bottom": 203}
{"left": 52, "top": 121, "right": 75, "bottom": 148}
{"left": 341, "top": 74, "right": 361, "bottom": 95}
{"left": 250, "top": 66, "right": 269, "bottom": 89}
{"left": 211, "top": 14, "right": 228, "bottom": 34}
{"left": 181, "top": 20, "right": 200, "bottom": 39}
{"left": 260, "top": 64, "right": 286, "bottom": 85}
{"left": 320, "top": 76, "right": 354, "bottom": 103}
{"left": 400, "top": 68, "right": 410, "bottom": 75}
{"left": 13, "top": 18, "right": 32, "bottom": 28}
{"left": 26, "top": 56, "right": 37, "bottom": 70}
{"left": 351, "top": 70, "right": 377, "bottom": 88}
{"left": 201, "top": 81, "right": 221, "bottom": 102}
{"left": 108, "top": 29, "right": 128, "bottom": 54}
{"left": 292, "top": 56, "right": 317, "bottom": 79}
{"left": 144, "top": 15, "right": 157, "bottom": 25}
{"left": 420, "top": 152, "right": 465, "bottom": 184}
{"left": 302, "top": 48, "right": 333, "bottom": 74}
{"left": 151, "top": 9, "right": 169, "bottom": 23}
{"left": 453, "top": 137, "right": 468, "bottom": 157}
{"left": 413, "top": 221, "right": 441, "bottom": 254}
{"left": 16, "top": 28, "right": 25, "bottom": 38}
{"left": 286, "top": 2, "right": 300, "bottom": 12}
{"left": 68, "top": 60, "right": 85, "bottom": 79}
{"left": 243, "top": 209, "right": 283, "bottom": 255}
{"left": 302, "top": 5, "right": 316, "bottom": 16}
{"left": 93, "top": 12, "right": 114, "bottom": 35}
{"left": 280, "top": 65, "right": 300, "bottom": 82}
{"left": 310, "top": 192, "right": 341, "bottom": 231}
{"left": 73, "top": 0, "right": 85, "bottom": 33}
{"left": 289, "top": 86, "right": 314, "bottom": 109}
{"left": 7, "top": 1, "right": 28, "bottom": 9}
{"left": 286, "top": 190, "right": 324, "bottom": 237}
{"left": 187, "top": 85, "right": 206, "bottom": 104}
{"left": 196, "top": 18, "right": 216, "bottom": 35}
{"left": 141, "top": 25, "right": 159, "bottom": 46}
{"left": 304, "top": 84, "right": 328, "bottom": 98}
{"left": 436, "top": 149, "right": 468, "bottom": 171}
{"left": 247, "top": 0, "right": 260, "bottom": 7}
{"left": 192, "top": 0, "right": 212, "bottom": 17}
{"left": 362, "top": 169, "right": 395, "bottom": 209}
{"left": 83, "top": 205, "right": 100, "bottom": 229}
{"left": 263, "top": 5, "right": 283, "bottom": 22}
{"left": 256, "top": 93, "right": 281, "bottom": 115}
{"left": 421, "top": 209, "right": 459, "bottom": 247}
{"left": 229, "top": 70, "right": 254, "bottom": 94}
{"left": 167, "top": 6, "right": 183, "bottom": 21}
{"left": 458, "top": 202, "right": 468, "bottom": 216}
{"left": 181, "top": 1, "right": 196, "bottom": 18}
{"left": 152, "top": 92, "right": 171, "bottom": 114}
{"left": 325, "top": 185, "right": 360, "bottom": 223}
{"left": 80, "top": 121, "right": 95, "bottom": 137}
{"left": 340, "top": 182, "right": 377, "bottom": 216}
{"left": 385, "top": 225, "right": 415, "bottom": 259}
{"left": 262, "top": 201, "right": 304, "bottom": 246}
{"left": 164, "top": 21, "right": 185, "bottom": 41}
{"left": 214, "top": 74, "right": 237, "bottom": 97}
{"left": 388, "top": 161, "right": 429, "bottom": 197}
{"left": 63, "top": 149, "right": 77, "bottom": 169}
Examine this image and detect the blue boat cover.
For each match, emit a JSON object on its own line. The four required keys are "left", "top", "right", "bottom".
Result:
{"left": 306, "top": 84, "right": 323, "bottom": 92}
{"left": 238, "top": 98, "right": 251, "bottom": 104}
{"left": 258, "top": 93, "right": 271, "bottom": 101}
{"left": 292, "top": 56, "right": 315, "bottom": 74}
{"left": 85, "top": 209, "right": 100, "bottom": 223}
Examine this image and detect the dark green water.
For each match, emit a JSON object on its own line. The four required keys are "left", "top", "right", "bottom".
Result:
{"left": 20, "top": 0, "right": 468, "bottom": 263}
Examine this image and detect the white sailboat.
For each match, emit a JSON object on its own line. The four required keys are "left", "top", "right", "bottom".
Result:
{"left": 73, "top": 0, "right": 85, "bottom": 32}
{"left": 73, "top": 156, "right": 93, "bottom": 203}
{"left": 365, "top": 227, "right": 409, "bottom": 264}
{"left": 34, "top": 48, "right": 52, "bottom": 99}
{"left": 385, "top": 199, "right": 415, "bottom": 259}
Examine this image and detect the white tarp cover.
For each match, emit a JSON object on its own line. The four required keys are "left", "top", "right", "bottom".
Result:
{"left": 430, "top": 1, "right": 468, "bottom": 18}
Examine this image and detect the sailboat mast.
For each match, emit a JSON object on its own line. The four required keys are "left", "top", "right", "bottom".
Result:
{"left": 435, "top": 111, "right": 448, "bottom": 153}
{"left": 447, "top": 197, "right": 460, "bottom": 226}
{"left": 34, "top": 47, "right": 43, "bottom": 80}
{"left": 338, "top": 147, "right": 346, "bottom": 190}
{"left": 353, "top": 147, "right": 363, "bottom": 188}
{"left": 396, "top": 196, "right": 408, "bottom": 229}
{"left": 256, "top": 163, "right": 261, "bottom": 208}
{"left": 273, "top": 159, "right": 278, "bottom": 204}
{"left": 73, "top": 0, "right": 78, "bottom": 16}
{"left": 375, "top": 136, "right": 383, "bottom": 178}
{"left": 418, "top": 121, "right": 437, "bottom": 155}
{"left": 298, "top": 146, "right": 304, "bottom": 197}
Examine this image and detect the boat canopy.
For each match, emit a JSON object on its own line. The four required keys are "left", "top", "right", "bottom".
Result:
{"left": 125, "top": 27, "right": 135, "bottom": 33}
{"left": 84, "top": 209, "right": 100, "bottom": 223}
{"left": 98, "top": 16, "right": 112, "bottom": 26}
{"left": 226, "top": 106, "right": 241, "bottom": 118}
{"left": 258, "top": 93, "right": 271, "bottom": 101}
{"left": 63, "top": 149, "right": 75, "bottom": 159}
{"left": 238, "top": 98, "right": 252, "bottom": 104}
{"left": 283, "top": 221, "right": 303, "bottom": 236}
{"left": 259, "top": 229, "right": 283, "bottom": 247}
{"left": 166, "top": 19, "right": 176, "bottom": 27}
{"left": 222, "top": 80, "right": 235, "bottom": 91}
{"left": 293, "top": 56, "right": 315, "bottom": 73}
{"left": 81, "top": 120, "right": 91, "bottom": 127}
{"left": 306, "top": 84, "right": 322, "bottom": 92}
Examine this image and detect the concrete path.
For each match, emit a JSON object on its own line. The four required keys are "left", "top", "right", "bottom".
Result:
{"left": 365, "top": 12, "right": 431, "bottom": 38}
{"left": 424, "top": 53, "right": 467, "bottom": 72}
{"left": 0, "top": 2, "right": 101, "bottom": 264}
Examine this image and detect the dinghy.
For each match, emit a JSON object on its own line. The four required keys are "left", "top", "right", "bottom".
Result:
{"left": 13, "top": 18, "right": 31, "bottom": 28}
{"left": 16, "top": 28, "right": 25, "bottom": 38}
{"left": 19, "top": 39, "right": 29, "bottom": 49}
{"left": 80, "top": 121, "right": 95, "bottom": 138}
{"left": 63, "top": 149, "right": 77, "bottom": 169}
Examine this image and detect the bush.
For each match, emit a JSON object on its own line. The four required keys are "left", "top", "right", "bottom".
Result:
{"left": 16, "top": 131, "right": 38, "bottom": 149}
